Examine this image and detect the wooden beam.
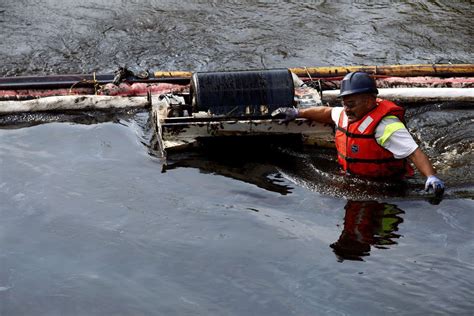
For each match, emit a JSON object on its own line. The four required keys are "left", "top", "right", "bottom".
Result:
{"left": 153, "top": 64, "right": 474, "bottom": 79}
{"left": 292, "top": 64, "right": 474, "bottom": 77}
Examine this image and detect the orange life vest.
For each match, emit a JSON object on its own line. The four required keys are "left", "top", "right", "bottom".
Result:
{"left": 335, "top": 99, "right": 413, "bottom": 179}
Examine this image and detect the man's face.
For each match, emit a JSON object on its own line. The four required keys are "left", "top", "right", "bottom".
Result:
{"left": 342, "top": 94, "right": 376, "bottom": 123}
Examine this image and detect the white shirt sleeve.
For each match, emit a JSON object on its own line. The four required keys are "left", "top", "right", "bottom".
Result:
{"left": 331, "top": 107, "right": 344, "bottom": 126}
{"left": 375, "top": 117, "right": 418, "bottom": 159}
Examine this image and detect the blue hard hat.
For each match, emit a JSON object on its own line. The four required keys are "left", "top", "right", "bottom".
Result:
{"left": 338, "top": 72, "right": 378, "bottom": 97}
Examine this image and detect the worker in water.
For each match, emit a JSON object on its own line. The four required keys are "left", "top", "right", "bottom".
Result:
{"left": 272, "top": 71, "right": 444, "bottom": 195}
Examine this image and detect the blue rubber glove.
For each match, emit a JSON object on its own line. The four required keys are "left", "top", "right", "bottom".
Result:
{"left": 271, "top": 107, "right": 299, "bottom": 123}
{"left": 425, "top": 175, "right": 445, "bottom": 195}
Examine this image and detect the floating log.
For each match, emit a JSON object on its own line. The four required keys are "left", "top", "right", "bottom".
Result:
{"left": 322, "top": 88, "right": 474, "bottom": 103}
{"left": 290, "top": 64, "right": 474, "bottom": 78}
{"left": 153, "top": 71, "right": 193, "bottom": 79}
{"left": 153, "top": 64, "right": 474, "bottom": 79}
{"left": 0, "top": 95, "right": 150, "bottom": 114}
{"left": 1, "top": 64, "right": 472, "bottom": 92}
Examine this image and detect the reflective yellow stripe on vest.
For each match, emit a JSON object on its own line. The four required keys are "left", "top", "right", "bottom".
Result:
{"left": 378, "top": 116, "right": 406, "bottom": 146}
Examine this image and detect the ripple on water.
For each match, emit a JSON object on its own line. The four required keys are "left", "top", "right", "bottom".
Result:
{"left": 1, "top": 1, "right": 474, "bottom": 315}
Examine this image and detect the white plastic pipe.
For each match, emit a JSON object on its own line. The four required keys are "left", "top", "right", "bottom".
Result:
{"left": 322, "top": 88, "right": 474, "bottom": 103}
{"left": 0, "top": 95, "right": 150, "bottom": 114}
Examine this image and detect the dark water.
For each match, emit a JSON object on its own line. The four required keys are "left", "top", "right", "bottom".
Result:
{"left": 1, "top": 1, "right": 473, "bottom": 315}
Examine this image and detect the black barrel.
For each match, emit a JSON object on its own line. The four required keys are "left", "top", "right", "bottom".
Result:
{"left": 191, "top": 69, "right": 294, "bottom": 116}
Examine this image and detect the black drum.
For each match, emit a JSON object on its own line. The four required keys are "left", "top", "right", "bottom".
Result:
{"left": 191, "top": 69, "right": 294, "bottom": 116}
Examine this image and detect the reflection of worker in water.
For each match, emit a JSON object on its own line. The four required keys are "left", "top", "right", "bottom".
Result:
{"left": 330, "top": 200, "right": 404, "bottom": 261}
{"left": 272, "top": 72, "right": 445, "bottom": 196}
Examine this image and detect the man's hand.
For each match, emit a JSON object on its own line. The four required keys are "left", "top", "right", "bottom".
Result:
{"left": 271, "top": 107, "right": 299, "bottom": 123}
{"left": 425, "top": 175, "right": 445, "bottom": 196}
